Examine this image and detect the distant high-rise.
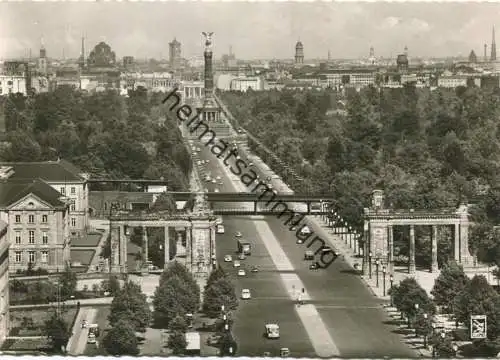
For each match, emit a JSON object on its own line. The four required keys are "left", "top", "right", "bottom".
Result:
{"left": 369, "top": 46, "right": 376, "bottom": 65}
{"left": 38, "top": 37, "right": 47, "bottom": 74}
{"left": 169, "top": 38, "right": 182, "bottom": 69}
{"left": 468, "top": 50, "right": 477, "bottom": 64}
{"left": 78, "top": 36, "right": 86, "bottom": 69}
{"left": 484, "top": 44, "right": 488, "bottom": 61}
{"left": 369, "top": 46, "right": 374, "bottom": 58}
{"left": 295, "top": 40, "right": 304, "bottom": 64}
{"left": 491, "top": 26, "right": 497, "bottom": 61}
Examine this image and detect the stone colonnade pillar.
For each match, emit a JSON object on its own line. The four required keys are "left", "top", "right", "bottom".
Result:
{"left": 142, "top": 226, "right": 148, "bottom": 265}
{"left": 409, "top": 225, "right": 416, "bottom": 274}
{"left": 186, "top": 227, "right": 192, "bottom": 272}
{"left": 110, "top": 224, "right": 121, "bottom": 273}
{"left": 164, "top": 226, "right": 169, "bottom": 268}
{"left": 119, "top": 225, "right": 127, "bottom": 273}
{"left": 454, "top": 223, "right": 460, "bottom": 262}
{"left": 431, "top": 225, "right": 438, "bottom": 273}
{"left": 387, "top": 225, "right": 394, "bottom": 274}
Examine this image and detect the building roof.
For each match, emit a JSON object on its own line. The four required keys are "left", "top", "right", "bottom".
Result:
{"left": 0, "top": 159, "right": 85, "bottom": 182}
{"left": 0, "top": 178, "right": 67, "bottom": 208}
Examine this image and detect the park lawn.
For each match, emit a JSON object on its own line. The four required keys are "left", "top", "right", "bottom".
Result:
{"left": 70, "top": 249, "right": 95, "bottom": 266}
{"left": 71, "top": 232, "right": 104, "bottom": 247}
{"left": 10, "top": 307, "right": 78, "bottom": 337}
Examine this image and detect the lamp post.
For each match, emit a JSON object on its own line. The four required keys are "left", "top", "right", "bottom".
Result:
{"left": 389, "top": 274, "right": 394, "bottom": 306}
{"left": 452, "top": 344, "right": 458, "bottom": 357}
{"left": 412, "top": 303, "right": 419, "bottom": 328}
{"left": 369, "top": 252, "right": 373, "bottom": 279}
{"left": 431, "top": 323, "right": 437, "bottom": 357}
{"left": 375, "top": 258, "right": 380, "bottom": 287}
{"left": 382, "top": 266, "right": 386, "bottom": 296}
{"left": 423, "top": 313, "right": 428, "bottom": 348}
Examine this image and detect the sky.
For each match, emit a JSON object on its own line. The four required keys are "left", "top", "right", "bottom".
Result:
{"left": 1, "top": 2, "right": 500, "bottom": 61}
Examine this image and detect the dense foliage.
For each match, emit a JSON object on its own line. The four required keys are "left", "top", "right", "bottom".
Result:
{"left": 44, "top": 312, "right": 71, "bottom": 353}
{"left": 103, "top": 318, "right": 140, "bottom": 356}
{"left": 108, "top": 280, "right": 151, "bottom": 332}
{"left": 221, "top": 86, "right": 500, "bottom": 266}
{"left": 202, "top": 267, "right": 238, "bottom": 318}
{"left": 152, "top": 261, "right": 200, "bottom": 329}
{"left": 0, "top": 88, "right": 191, "bottom": 190}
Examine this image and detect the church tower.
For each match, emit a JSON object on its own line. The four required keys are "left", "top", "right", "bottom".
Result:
{"left": 491, "top": 26, "right": 497, "bottom": 61}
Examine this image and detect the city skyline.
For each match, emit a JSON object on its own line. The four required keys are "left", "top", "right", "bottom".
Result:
{"left": 1, "top": 2, "right": 500, "bottom": 61}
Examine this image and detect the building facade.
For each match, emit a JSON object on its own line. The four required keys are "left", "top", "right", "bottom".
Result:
{"left": 0, "top": 179, "right": 70, "bottom": 273}
{"left": 0, "top": 160, "right": 89, "bottom": 236}
{"left": 0, "top": 220, "right": 9, "bottom": 345}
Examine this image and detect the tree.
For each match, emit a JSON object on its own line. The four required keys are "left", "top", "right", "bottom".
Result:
{"left": 169, "top": 315, "right": 188, "bottom": 333}
{"left": 151, "top": 192, "right": 177, "bottom": 213}
{"left": 153, "top": 275, "right": 198, "bottom": 328}
{"left": 101, "top": 274, "right": 121, "bottom": 295}
{"left": 167, "top": 331, "right": 187, "bottom": 355}
{"left": 391, "top": 277, "right": 435, "bottom": 325}
{"left": 206, "top": 266, "right": 226, "bottom": 287}
{"left": 219, "top": 332, "right": 237, "bottom": 356}
{"left": 159, "top": 261, "right": 200, "bottom": 307}
{"left": 431, "top": 261, "right": 469, "bottom": 313}
{"left": 103, "top": 318, "right": 140, "bottom": 355}
{"left": 59, "top": 264, "right": 77, "bottom": 300}
{"left": 44, "top": 312, "right": 71, "bottom": 353}
{"left": 453, "top": 275, "right": 500, "bottom": 340}
{"left": 109, "top": 281, "right": 151, "bottom": 332}
{"left": 203, "top": 278, "right": 238, "bottom": 318}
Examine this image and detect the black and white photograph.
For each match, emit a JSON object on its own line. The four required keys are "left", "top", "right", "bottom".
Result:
{"left": 0, "top": 1, "right": 499, "bottom": 358}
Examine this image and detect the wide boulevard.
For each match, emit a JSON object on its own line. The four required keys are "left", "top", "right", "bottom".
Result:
{"left": 192, "top": 140, "right": 416, "bottom": 358}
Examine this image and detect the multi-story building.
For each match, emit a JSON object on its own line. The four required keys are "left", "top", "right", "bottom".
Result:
{"left": 0, "top": 220, "right": 9, "bottom": 345}
{"left": 0, "top": 179, "right": 70, "bottom": 273}
{"left": 0, "top": 160, "right": 89, "bottom": 236}
{"left": 230, "top": 77, "right": 265, "bottom": 91}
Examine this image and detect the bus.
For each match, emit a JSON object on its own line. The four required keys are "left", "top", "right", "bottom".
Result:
{"left": 237, "top": 240, "right": 251, "bottom": 255}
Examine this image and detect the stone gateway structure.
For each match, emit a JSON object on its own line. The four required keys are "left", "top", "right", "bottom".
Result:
{"left": 108, "top": 208, "right": 217, "bottom": 294}
{"left": 363, "top": 190, "right": 471, "bottom": 275}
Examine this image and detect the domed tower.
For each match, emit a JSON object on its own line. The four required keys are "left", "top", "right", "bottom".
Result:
{"left": 295, "top": 40, "right": 304, "bottom": 64}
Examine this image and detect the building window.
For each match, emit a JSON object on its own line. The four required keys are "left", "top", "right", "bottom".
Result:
{"left": 71, "top": 187, "right": 76, "bottom": 195}
{"left": 71, "top": 218, "right": 76, "bottom": 227}
{"left": 28, "top": 215, "right": 34, "bottom": 223}
{"left": 41, "top": 251, "right": 48, "bottom": 263}
{"left": 42, "top": 231, "right": 48, "bottom": 244}
{"left": 42, "top": 215, "right": 48, "bottom": 223}
{"left": 15, "top": 215, "right": 21, "bottom": 223}
{"left": 60, "top": 187, "right": 65, "bottom": 195}
{"left": 15, "top": 252, "right": 22, "bottom": 263}
{"left": 28, "top": 231, "right": 35, "bottom": 244}
{"left": 28, "top": 251, "right": 35, "bottom": 263}
{"left": 71, "top": 204, "right": 76, "bottom": 211}
{"left": 15, "top": 231, "right": 21, "bottom": 244}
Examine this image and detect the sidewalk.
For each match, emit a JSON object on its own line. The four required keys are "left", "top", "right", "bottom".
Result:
{"left": 11, "top": 296, "right": 113, "bottom": 309}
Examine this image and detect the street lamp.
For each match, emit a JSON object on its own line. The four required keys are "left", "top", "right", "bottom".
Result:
{"left": 382, "top": 266, "right": 387, "bottom": 296}
{"left": 375, "top": 258, "right": 380, "bottom": 287}
{"left": 369, "top": 252, "right": 373, "bottom": 279}
{"left": 423, "top": 313, "right": 428, "bottom": 348}
{"left": 452, "top": 344, "right": 458, "bottom": 357}
{"left": 412, "top": 303, "right": 419, "bottom": 328}
{"left": 389, "top": 274, "right": 394, "bottom": 306}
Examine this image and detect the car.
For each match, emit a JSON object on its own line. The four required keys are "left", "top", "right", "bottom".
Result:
{"left": 249, "top": 162, "right": 254, "bottom": 167}
{"left": 300, "top": 226, "right": 312, "bottom": 235}
{"left": 309, "top": 262, "right": 319, "bottom": 270}
{"left": 218, "top": 181, "right": 224, "bottom": 185}
{"left": 304, "top": 250, "right": 314, "bottom": 260}
{"left": 216, "top": 175, "right": 221, "bottom": 180}
{"left": 235, "top": 232, "right": 243, "bottom": 238}
{"left": 296, "top": 237, "right": 303, "bottom": 244}
{"left": 214, "top": 188, "right": 220, "bottom": 193}
{"left": 238, "top": 253, "right": 246, "bottom": 260}
{"left": 204, "top": 188, "right": 209, "bottom": 192}
{"left": 251, "top": 266, "right": 259, "bottom": 273}
{"left": 205, "top": 176, "right": 211, "bottom": 182}
{"left": 207, "top": 334, "right": 220, "bottom": 346}
{"left": 212, "top": 179, "right": 217, "bottom": 184}
{"left": 224, "top": 255, "right": 232, "bottom": 262}
{"left": 206, "top": 159, "right": 210, "bottom": 163}
{"left": 233, "top": 260, "right": 241, "bottom": 267}
{"left": 237, "top": 269, "right": 246, "bottom": 276}
{"left": 197, "top": 160, "right": 202, "bottom": 165}
{"left": 196, "top": 147, "right": 201, "bottom": 152}
{"left": 216, "top": 225, "right": 225, "bottom": 234}
{"left": 215, "top": 217, "right": 223, "bottom": 225}
{"left": 265, "top": 324, "right": 280, "bottom": 339}
{"left": 241, "top": 289, "right": 251, "bottom": 299}
{"left": 81, "top": 319, "right": 88, "bottom": 329}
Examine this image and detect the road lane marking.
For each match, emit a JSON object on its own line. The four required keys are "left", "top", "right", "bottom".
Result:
{"left": 213, "top": 151, "right": 340, "bottom": 358}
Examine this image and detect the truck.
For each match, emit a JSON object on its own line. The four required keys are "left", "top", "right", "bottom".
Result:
{"left": 238, "top": 240, "right": 251, "bottom": 255}
{"left": 185, "top": 332, "right": 201, "bottom": 356}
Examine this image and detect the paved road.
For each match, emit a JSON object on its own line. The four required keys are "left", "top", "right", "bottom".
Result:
{"left": 192, "top": 147, "right": 316, "bottom": 358}
{"left": 194, "top": 140, "right": 417, "bottom": 358}
{"left": 67, "top": 307, "right": 98, "bottom": 355}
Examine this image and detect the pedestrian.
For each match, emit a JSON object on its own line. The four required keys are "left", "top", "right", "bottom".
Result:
{"left": 77, "top": 301, "right": 81, "bottom": 309}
